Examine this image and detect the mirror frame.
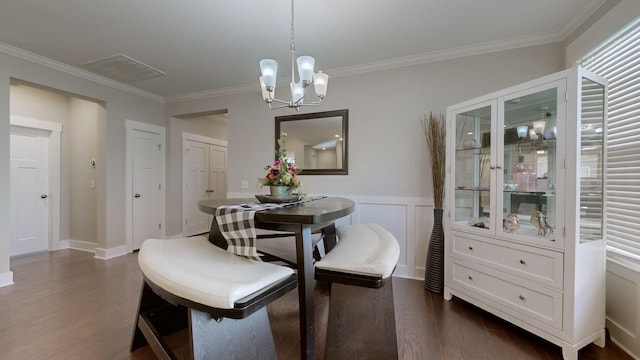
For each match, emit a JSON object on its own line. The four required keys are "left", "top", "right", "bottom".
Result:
{"left": 275, "top": 109, "right": 349, "bottom": 175}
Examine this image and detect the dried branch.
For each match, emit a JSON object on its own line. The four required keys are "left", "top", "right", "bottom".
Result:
{"left": 422, "top": 112, "right": 447, "bottom": 209}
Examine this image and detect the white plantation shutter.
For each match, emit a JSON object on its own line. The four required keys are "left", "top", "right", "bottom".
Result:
{"left": 581, "top": 18, "right": 640, "bottom": 256}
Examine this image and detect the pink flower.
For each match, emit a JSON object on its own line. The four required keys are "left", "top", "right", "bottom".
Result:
{"left": 266, "top": 169, "right": 280, "bottom": 180}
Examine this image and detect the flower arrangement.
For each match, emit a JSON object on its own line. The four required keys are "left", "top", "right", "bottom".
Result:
{"left": 258, "top": 136, "right": 302, "bottom": 193}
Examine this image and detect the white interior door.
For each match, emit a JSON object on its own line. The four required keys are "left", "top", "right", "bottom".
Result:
{"left": 183, "top": 140, "right": 211, "bottom": 237}
{"left": 209, "top": 144, "right": 227, "bottom": 201}
{"left": 10, "top": 128, "right": 49, "bottom": 256}
{"left": 132, "top": 130, "right": 163, "bottom": 250}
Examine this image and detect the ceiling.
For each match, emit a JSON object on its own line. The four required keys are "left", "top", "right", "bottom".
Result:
{"left": 0, "top": 0, "right": 607, "bottom": 100}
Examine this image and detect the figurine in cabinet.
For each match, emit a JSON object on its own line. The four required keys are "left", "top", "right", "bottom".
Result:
{"left": 530, "top": 211, "right": 554, "bottom": 236}
{"left": 503, "top": 213, "right": 520, "bottom": 232}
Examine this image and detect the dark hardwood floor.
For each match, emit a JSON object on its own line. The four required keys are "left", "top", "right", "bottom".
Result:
{"left": 0, "top": 249, "right": 631, "bottom": 360}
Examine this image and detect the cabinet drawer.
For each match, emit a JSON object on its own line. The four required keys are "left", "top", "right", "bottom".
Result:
{"left": 452, "top": 234, "right": 563, "bottom": 289}
{"left": 451, "top": 262, "right": 562, "bottom": 330}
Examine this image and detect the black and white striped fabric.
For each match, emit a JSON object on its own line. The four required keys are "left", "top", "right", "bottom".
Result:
{"left": 214, "top": 196, "right": 325, "bottom": 260}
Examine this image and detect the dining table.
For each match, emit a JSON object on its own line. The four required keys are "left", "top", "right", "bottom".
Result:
{"left": 198, "top": 196, "right": 355, "bottom": 360}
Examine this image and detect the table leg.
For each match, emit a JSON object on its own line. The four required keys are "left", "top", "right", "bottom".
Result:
{"left": 295, "top": 225, "right": 316, "bottom": 360}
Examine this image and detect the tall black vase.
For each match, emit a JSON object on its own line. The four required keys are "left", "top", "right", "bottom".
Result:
{"left": 424, "top": 208, "right": 444, "bottom": 293}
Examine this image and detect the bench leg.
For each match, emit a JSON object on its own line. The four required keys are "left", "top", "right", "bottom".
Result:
{"left": 325, "top": 279, "right": 398, "bottom": 359}
{"left": 189, "top": 307, "right": 277, "bottom": 360}
{"left": 131, "top": 282, "right": 188, "bottom": 354}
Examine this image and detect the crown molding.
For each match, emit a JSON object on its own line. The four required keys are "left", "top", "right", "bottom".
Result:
{"left": 167, "top": 31, "right": 562, "bottom": 103}
{"left": 164, "top": 83, "right": 257, "bottom": 103}
{"left": 558, "top": 0, "right": 607, "bottom": 39}
{"left": 0, "top": 42, "right": 165, "bottom": 103}
{"left": 330, "top": 32, "right": 563, "bottom": 79}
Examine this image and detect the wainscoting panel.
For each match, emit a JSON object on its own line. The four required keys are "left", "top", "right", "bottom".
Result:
{"left": 357, "top": 202, "right": 408, "bottom": 273}
{"left": 414, "top": 205, "right": 435, "bottom": 279}
{"left": 339, "top": 195, "right": 433, "bottom": 280}
{"left": 606, "top": 256, "right": 640, "bottom": 359}
{"left": 227, "top": 193, "right": 434, "bottom": 280}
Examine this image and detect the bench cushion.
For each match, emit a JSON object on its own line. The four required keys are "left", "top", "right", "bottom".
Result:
{"left": 138, "top": 236, "right": 295, "bottom": 309}
{"left": 315, "top": 223, "right": 400, "bottom": 279}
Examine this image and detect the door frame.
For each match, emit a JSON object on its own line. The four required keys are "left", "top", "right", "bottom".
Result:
{"left": 181, "top": 132, "right": 227, "bottom": 237}
{"left": 125, "top": 119, "right": 166, "bottom": 253}
{"left": 9, "top": 115, "right": 62, "bottom": 252}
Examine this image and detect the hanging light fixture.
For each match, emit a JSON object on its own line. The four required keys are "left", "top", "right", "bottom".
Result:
{"left": 258, "top": 0, "right": 329, "bottom": 111}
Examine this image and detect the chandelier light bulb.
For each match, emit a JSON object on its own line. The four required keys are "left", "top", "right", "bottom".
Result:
{"left": 313, "top": 71, "right": 329, "bottom": 98}
{"left": 290, "top": 82, "right": 304, "bottom": 104}
{"left": 516, "top": 125, "right": 529, "bottom": 139}
{"left": 296, "top": 56, "right": 315, "bottom": 85}
{"left": 259, "top": 59, "right": 278, "bottom": 90}
{"left": 533, "top": 120, "right": 546, "bottom": 135}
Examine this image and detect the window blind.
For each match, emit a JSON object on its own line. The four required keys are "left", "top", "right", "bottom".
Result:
{"left": 581, "top": 18, "right": 640, "bottom": 256}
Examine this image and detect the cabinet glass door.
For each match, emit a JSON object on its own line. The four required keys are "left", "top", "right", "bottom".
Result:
{"left": 501, "top": 87, "right": 558, "bottom": 242}
{"left": 452, "top": 104, "right": 494, "bottom": 230}
{"left": 579, "top": 75, "right": 605, "bottom": 242}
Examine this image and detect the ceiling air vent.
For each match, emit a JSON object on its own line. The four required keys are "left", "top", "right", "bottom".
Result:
{"left": 80, "top": 54, "right": 166, "bottom": 83}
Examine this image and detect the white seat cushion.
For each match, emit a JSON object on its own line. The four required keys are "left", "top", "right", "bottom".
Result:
{"left": 315, "top": 223, "right": 400, "bottom": 279}
{"left": 138, "top": 236, "right": 295, "bottom": 309}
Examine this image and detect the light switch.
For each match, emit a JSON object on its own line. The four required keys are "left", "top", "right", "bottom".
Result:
{"left": 241, "top": 180, "right": 249, "bottom": 189}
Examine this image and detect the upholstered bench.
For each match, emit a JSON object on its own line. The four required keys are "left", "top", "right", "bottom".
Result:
{"left": 130, "top": 236, "right": 297, "bottom": 360}
{"left": 314, "top": 223, "right": 400, "bottom": 360}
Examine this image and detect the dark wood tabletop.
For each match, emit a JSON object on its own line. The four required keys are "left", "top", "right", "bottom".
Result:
{"left": 198, "top": 196, "right": 355, "bottom": 360}
{"left": 198, "top": 196, "right": 354, "bottom": 225}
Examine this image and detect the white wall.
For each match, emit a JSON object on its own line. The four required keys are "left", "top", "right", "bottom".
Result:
{"left": 68, "top": 98, "right": 99, "bottom": 247}
{"left": 10, "top": 84, "right": 102, "bottom": 251}
{"left": 0, "top": 49, "right": 165, "bottom": 284}
{"left": 565, "top": 1, "right": 640, "bottom": 358}
{"left": 180, "top": 113, "right": 228, "bottom": 140}
{"left": 165, "top": 42, "right": 565, "bottom": 278}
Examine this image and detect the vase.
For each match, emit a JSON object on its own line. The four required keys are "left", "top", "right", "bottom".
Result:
{"left": 424, "top": 208, "right": 445, "bottom": 293}
{"left": 269, "top": 185, "right": 292, "bottom": 198}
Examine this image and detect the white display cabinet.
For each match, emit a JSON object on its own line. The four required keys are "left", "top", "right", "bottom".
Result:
{"left": 444, "top": 67, "right": 607, "bottom": 360}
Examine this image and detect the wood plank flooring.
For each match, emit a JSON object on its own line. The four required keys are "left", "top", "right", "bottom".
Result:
{"left": 0, "top": 249, "right": 632, "bottom": 360}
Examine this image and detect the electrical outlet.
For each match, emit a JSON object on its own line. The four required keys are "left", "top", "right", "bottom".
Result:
{"left": 241, "top": 180, "right": 249, "bottom": 189}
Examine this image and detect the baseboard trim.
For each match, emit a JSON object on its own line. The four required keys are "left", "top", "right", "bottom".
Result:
{"left": 0, "top": 271, "right": 15, "bottom": 288}
{"left": 94, "top": 245, "right": 128, "bottom": 260}
{"left": 68, "top": 239, "right": 97, "bottom": 253}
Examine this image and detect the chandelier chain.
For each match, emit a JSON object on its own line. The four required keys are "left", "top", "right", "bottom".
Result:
{"left": 290, "top": 0, "right": 295, "bottom": 52}
{"left": 290, "top": 0, "right": 295, "bottom": 81}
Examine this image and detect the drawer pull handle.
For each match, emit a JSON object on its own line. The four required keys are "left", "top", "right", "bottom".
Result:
{"left": 468, "top": 275, "right": 473, "bottom": 281}
{"left": 519, "top": 295, "right": 526, "bottom": 301}
{"left": 468, "top": 246, "right": 474, "bottom": 251}
{"left": 520, "top": 259, "right": 526, "bottom": 265}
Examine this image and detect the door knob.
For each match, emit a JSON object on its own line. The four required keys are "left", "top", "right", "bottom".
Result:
{"left": 134, "top": 193, "right": 141, "bottom": 198}
{"left": 41, "top": 194, "right": 48, "bottom": 199}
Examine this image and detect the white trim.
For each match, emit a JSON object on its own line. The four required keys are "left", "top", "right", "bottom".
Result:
{"left": 125, "top": 119, "right": 166, "bottom": 253}
{"left": 9, "top": 116, "right": 63, "bottom": 252}
{"left": 182, "top": 132, "right": 227, "bottom": 147}
{"left": 565, "top": 0, "right": 640, "bottom": 66}
{"left": 165, "top": 31, "right": 567, "bottom": 103}
{"left": 0, "top": 271, "right": 14, "bottom": 288}
{"left": 607, "top": 246, "right": 640, "bottom": 272}
{"left": 68, "top": 239, "right": 97, "bottom": 253}
{"left": 94, "top": 245, "right": 128, "bottom": 260}
{"left": 0, "top": 42, "right": 164, "bottom": 103}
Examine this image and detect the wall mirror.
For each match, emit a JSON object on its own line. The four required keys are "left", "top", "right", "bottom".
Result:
{"left": 275, "top": 109, "right": 348, "bottom": 175}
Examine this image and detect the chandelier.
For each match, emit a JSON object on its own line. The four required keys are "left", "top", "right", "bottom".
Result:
{"left": 258, "top": 0, "right": 329, "bottom": 111}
